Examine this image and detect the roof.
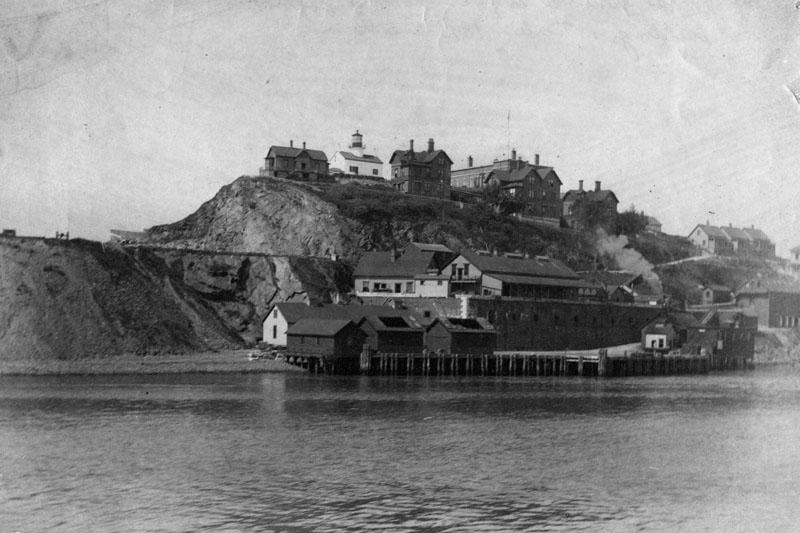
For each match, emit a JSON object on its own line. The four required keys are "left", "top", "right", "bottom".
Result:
{"left": 646, "top": 216, "right": 661, "bottom": 226}
{"left": 562, "top": 188, "right": 619, "bottom": 205}
{"left": 354, "top": 244, "right": 453, "bottom": 278}
{"left": 646, "top": 313, "right": 704, "bottom": 330}
{"left": 690, "top": 224, "right": 728, "bottom": 239}
{"left": 267, "top": 145, "right": 328, "bottom": 162}
{"left": 577, "top": 270, "right": 641, "bottom": 287}
{"left": 790, "top": 245, "right": 800, "bottom": 255}
{"left": 457, "top": 250, "right": 581, "bottom": 281}
{"left": 287, "top": 318, "right": 354, "bottom": 336}
{"left": 359, "top": 314, "right": 424, "bottom": 331}
{"left": 335, "top": 151, "right": 384, "bottom": 164}
{"left": 389, "top": 148, "right": 453, "bottom": 166}
{"left": 426, "top": 317, "right": 495, "bottom": 333}
{"left": 720, "top": 226, "right": 751, "bottom": 241}
{"left": 486, "top": 273, "right": 599, "bottom": 289}
{"left": 267, "top": 302, "right": 410, "bottom": 324}
{"left": 703, "top": 284, "right": 731, "bottom": 293}
{"left": 742, "top": 227, "right": 771, "bottom": 242}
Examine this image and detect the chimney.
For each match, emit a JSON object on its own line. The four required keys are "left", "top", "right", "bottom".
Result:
{"left": 595, "top": 180, "right": 601, "bottom": 192}
{"left": 428, "top": 138, "right": 434, "bottom": 153}
{"left": 409, "top": 139, "right": 414, "bottom": 152}
{"left": 579, "top": 180, "right": 584, "bottom": 191}
{"left": 534, "top": 153, "right": 540, "bottom": 165}
{"left": 302, "top": 141, "right": 306, "bottom": 149}
{"left": 468, "top": 155, "right": 473, "bottom": 168}
{"left": 290, "top": 140, "right": 294, "bottom": 148}
{"left": 511, "top": 148, "right": 517, "bottom": 160}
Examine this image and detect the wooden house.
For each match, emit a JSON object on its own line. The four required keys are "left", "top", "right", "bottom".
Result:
{"left": 389, "top": 138, "right": 452, "bottom": 199}
{"left": 424, "top": 317, "right": 496, "bottom": 355}
{"left": 641, "top": 313, "right": 715, "bottom": 353}
{"left": 358, "top": 314, "right": 425, "bottom": 354}
{"left": 286, "top": 319, "right": 366, "bottom": 360}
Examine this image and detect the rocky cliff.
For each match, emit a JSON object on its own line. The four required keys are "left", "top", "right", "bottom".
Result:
{"left": 0, "top": 237, "right": 350, "bottom": 364}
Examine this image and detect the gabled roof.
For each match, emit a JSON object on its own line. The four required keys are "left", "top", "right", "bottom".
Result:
{"left": 720, "top": 226, "right": 751, "bottom": 241}
{"left": 703, "top": 284, "right": 731, "bottom": 293}
{"left": 287, "top": 318, "right": 354, "bottom": 336}
{"left": 532, "top": 166, "right": 562, "bottom": 185}
{"left": 267, "top": 302, "right": 409, "bottom": 324}
{"left": 646, "top": 216, "right": 661, "bottom": 226}
{"left": 426, "top": 317, "right": 495, "bottom": 333}
{"left": 335, "top": 151, "right": 384, "bottom": 164}
{"left": 562, "top": 188, "right": 619, "bottom": 204}
{"left": 578, "top": 270, "right": 642, "bottom": 287}
{"left": 389, "top": 149, "right": 453, "bottom": 166}
{"left": 742, "top": 227, "right": 771, "bottom": 242}
{"left": 690, "top": 224, "right": 728, "bottom": 239}
{"left": 267, "top": 145, "right": 328, "bottom": 162}
{"left": 358, "top": 314, "right": 424, "bottom": 331}
{"left": 790, "top": 245, "right": 800, "bottom": 255}
{"left": 354, "top": 244, "right": 453, "bottom": 278}
{"left": 455, "top": 250, "right": 581, "bottom": 281}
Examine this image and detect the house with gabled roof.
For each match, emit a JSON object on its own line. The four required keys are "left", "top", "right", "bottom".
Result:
{"left": 641, "top": 312, "right": 716, "bottom": 354}
{"left": 329, "top": 130, "right": 384, "bottom": 178}
{"left": 442, "top": 249, "right": 603, "bottom": 300}
{"left": 450, "top": 151, "right": 562, "bottom": 219}
{"left": 389, "top": 138, "right": 452, "bottom": 199}
{"left": 645, "top": 216, "right": 662, "bottom": 234}
{"left": 286, "top": 319, "right": 366, "bottom": 360}
{"left": 357, "top": 314, "right": 425, "bottom": 354}
{"left": 742, "top": 226, "right": 776, "bottom": 257}
{"left": 561, "top": 180, "right": 619, "bottom": 229}
{"left": 688, "top": 223, "right": 734, "bottom": 255}
{"left": 262, "top": 302, "right": 415, "bottom": 346}
{"left": 354, "top": 243, "right": 455, "bottom": 298}
{"left": 735, "top": 277, "right": 800, "bottom": 327}
{"left": 424, "top": 317, "right": 496, "bottom": 354}
{"left": 720, "top": 224, "right": 752, "bottom": 254}
{"left": 259, "top": 140, "right": 330, "bottom": 181}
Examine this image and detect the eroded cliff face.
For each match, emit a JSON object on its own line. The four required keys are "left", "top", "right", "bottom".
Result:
{"left": 0, "top": 238, "right": 242, "bottom": 363}
{"left": 152, "top": 249, "right": 352, "bottom": 342}
{"left": 0, "top": 237, "right": 351, "bottom": 363}
{"left": 147, "top": 177, "right": 356, "bottom": 258}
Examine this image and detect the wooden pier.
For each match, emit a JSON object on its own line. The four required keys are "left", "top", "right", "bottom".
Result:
{"left": 287, "top": 347, "right": 751, "bottom": 377}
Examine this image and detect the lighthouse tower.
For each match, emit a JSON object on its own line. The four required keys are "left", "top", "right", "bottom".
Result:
{"left": 349, "top": 130, "right": 365, "bottom": 157}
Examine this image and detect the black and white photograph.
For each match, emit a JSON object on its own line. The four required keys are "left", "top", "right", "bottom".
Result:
{"left": 2, "top": 1, "right": 800, "bottom": 530}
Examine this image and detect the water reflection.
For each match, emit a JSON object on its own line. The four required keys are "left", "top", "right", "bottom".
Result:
{"left": 1, "top": 368, "right": 799, "bottom": 531}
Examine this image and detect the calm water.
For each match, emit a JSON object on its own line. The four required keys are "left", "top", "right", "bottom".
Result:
{"left": 2, "top": 368, "right": 800, "bottom": 532}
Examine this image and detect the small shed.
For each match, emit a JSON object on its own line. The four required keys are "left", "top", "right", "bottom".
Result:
{"left": 424, "top": 317, "right": 496, "bottom": 354}
{"left": 645, "top": 216, "right": 662, "bottom": 234}
{"left": 701, "top": 284, "right": 732, "bottom": 305}
{"left": 286, "top": 318, "right": 365, "bottom": 359}
{"left": 358, "top": 315, "right": 424, "bottom": 354}
{"left": 641, "top": 313, "right": 715, "bottom": 353}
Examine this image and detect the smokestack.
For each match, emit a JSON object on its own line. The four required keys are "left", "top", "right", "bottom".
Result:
{"left": 409, "top": 139, "right": 414, "bottom": 152}
{"left": 511, "top": 148, "right": 517, "bottom": 160}
{"left": 290, "top": 140, "right": 293, "bottom": 148}
{"left": 302, "top": 141, "right": 306, "bottom": 149}
{"left": 468, "top": 155, "right": 473, "bottom": 167}
{"left": 579, "top": 180, "right": 584, "bottom": 191}
{"left": 534, "top": 153, "right": 540, "bottom": 165}
{"left": 428, "top": 138, "right": 434, "bottom": 152}
{"left": 595, "top": 181, "right": 601, "bottom": 192}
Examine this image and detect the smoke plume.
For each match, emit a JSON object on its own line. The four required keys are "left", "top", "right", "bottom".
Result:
{"left": 594, "top": 229, "right": 663, "bottom": 296}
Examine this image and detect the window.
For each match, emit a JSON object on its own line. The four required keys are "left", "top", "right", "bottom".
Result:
{"left": 437, "top": 280, "right": 442, "bottom": 285}
{"left": 272, "top": 325, "right": 277, "bottom": 338}
{"left": 406, "top": 281, "right": 413, "bottom": 293}
{"left": 316, "top": 337, "right": 320, "bottom": 345}
{"left": 273, "top": 309, "right": 278, "bottom": 318}
{"left": 362, "top": 281, "right": 369, "bottom": 292}
{"left": 463, "top": 264, "right": 469, "bottom": 276}
{"left": 424, "top": 183, "right": 430, "bottom": 192}
{"left": 372, "top": 169, "right": 379, "bottom": 175}
{"left": 451, "top": 265, "right": 457, "bottom": 276}
{"left": 349, "top": 166, "right": 359, "bottom": 173}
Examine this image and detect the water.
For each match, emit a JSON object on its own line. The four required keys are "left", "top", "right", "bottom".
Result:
{"left": 2, "top": 368, "right": 800, "bottom": 532}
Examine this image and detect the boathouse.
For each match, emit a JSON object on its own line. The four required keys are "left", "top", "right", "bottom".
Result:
{"left": 641, "top": 313, "right": 714, "bottom": 353}
{"left": 358, "top": 315, "right": 425, "bottom": 354}
{"left": 424, "top": 317, "right": 496, "bottom": 354}
{"left": 286, "top": 319, "right": 365, "bottom": 360}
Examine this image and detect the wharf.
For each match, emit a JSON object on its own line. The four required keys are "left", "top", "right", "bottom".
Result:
{"left": 288, "top": 345, "right": 750, "bottom": 377}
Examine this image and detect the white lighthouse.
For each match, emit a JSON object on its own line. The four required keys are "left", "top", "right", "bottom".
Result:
{"left": 329, "top": 130, "right": 384, "bottom": 178}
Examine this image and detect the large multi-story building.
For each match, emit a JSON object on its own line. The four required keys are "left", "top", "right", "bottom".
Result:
{"left": 259, "top": 140, "right": 330, "bottom": 181}
{"left": 329, "top": 130, "right": 384, "bottom": 178}
{"left": 561, "top": 180, "right": 619, "bottom": 229}
{"left": 389, "top": 138, "right": 452, "bottom": 199}
{"left": 450, "top": 151, "right": 562, "bottom": 219}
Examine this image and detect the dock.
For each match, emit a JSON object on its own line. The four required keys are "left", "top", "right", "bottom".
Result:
{"left": 286, "top": 344, "right": 751, "bottom": 376}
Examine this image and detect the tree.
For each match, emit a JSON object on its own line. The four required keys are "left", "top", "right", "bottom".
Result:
{"left": 614, "top": 205, "right": 648, "bottom": 236}
{"left": 481, "top": 183, "right": 526, "bottom": 216}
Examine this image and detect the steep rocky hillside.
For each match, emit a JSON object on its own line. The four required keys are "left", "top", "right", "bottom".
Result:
{"left": 0, "top": 237, "right": 241, "bottom": 363}
{"left": 0, "top": 237, "right": 350, "bottom": 364}
{"left": 147, "top": 176, "right": 595, "bottom": 266}
{"left": 151, "top": 248, "right": 351, "bottom": 341}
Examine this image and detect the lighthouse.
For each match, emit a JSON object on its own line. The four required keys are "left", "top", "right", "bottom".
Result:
{"left": 349, "top": 130, "right": 364, "bottom": 157}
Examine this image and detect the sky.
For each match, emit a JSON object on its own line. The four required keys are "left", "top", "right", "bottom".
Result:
{"left": 1, "top": 0, "right": 799, "bottom": 254}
